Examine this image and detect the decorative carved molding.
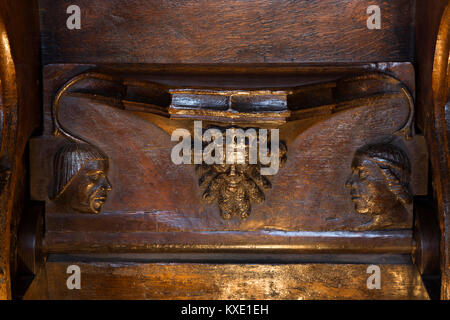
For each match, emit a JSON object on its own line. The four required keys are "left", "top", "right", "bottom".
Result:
{"left": 0, "top": 12, "right": 17, "bottom": 301}
{"left": 425, "top": 0, "right": 450, "bottom": 300}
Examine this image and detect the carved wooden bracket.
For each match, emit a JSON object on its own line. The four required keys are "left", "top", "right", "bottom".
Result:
{"left": 35, "top": 69, "right": 424, "bottom": 231}
{"left": 52, "top": 72, "right": 415, "bottom": 131}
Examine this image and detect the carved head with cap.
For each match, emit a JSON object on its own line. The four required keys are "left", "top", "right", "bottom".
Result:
{"left": 345, "top": 142, "right": 412, "bottom": 228}
{"left": 52, "top": 142, "right": 112, "bottom": 214}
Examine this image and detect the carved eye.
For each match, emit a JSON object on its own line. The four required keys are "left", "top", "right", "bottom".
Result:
{"left": 89, "top": 173, "right": 101, "bottom": 181}
{"left": 358, "top": 168, "right": 369, "bottom": 180}
{"left": 213, "top": 164, "right": 228, "bottom": 173}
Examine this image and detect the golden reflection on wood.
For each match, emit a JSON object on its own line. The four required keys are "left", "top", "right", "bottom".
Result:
{"left": 41, "top": 262, "right": 429, "bottom": 300}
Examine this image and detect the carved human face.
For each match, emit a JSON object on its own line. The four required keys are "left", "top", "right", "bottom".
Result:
{"left": 64, "top": 159, "right": 112, "bottom": 214}
{"left": 197, "top": 132, "right": 286, "bottom": 220}
{"left": 213, "top": 163, "right": 248, "bottom": 188}
{"left": 201, "top": 162, "right": 265, "bottom": 220}
{"left": 212, "top": 163, "right": 252, "bottom": 219}
{"left": 345, "top": 157, "right": 397, "bottom": 216}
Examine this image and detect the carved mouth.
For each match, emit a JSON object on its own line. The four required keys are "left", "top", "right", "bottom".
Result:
{"left": 227, "top": 180, "right": 241, "bottom": 188}
{"left": 89, "top": 196, "right": 107, "bottom": 214}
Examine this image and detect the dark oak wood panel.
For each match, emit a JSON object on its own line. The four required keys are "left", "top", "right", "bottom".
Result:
{"left": 40, "top": 261, "right": 429, "bottom": 300}
{"left": 39, "top": 0, "right": 415, "bottom": 64}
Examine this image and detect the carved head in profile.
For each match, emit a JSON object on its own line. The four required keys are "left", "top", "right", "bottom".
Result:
{"left": 345, "top": 143, "right": 412, "bottom": 229}
{"left": 52, "top": 142, "right": 112, "bottom": 214}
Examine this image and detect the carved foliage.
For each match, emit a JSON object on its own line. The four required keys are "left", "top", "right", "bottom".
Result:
{"left": 194, "top": 127, "right": 287, "bottom": 220}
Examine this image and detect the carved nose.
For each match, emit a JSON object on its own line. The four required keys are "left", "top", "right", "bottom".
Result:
{"left": 101, "top": 177, "right": 112, "bottom": 191}
{"left": 229, "top": 165, "right": 236, "bottom": 176}
{"left": 345, "top": 175, "right": 355, "bottom": 189}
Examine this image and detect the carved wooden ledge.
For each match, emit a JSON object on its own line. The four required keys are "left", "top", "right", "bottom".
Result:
{"left": 52, "top": 72, "right": 415, "bottom": 128}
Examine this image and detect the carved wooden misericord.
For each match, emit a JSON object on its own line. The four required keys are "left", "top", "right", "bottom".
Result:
{"left": 15, "top": 0, "right": 435, "bottom": 296}
{"left": 0, "top": 0, "right": 445, "bottom": 301}
{"left": 30, "top": 70, "right": 425, "bottom": 236}
{"left": 25, "top": 62, "right": 436, "bottom": 299}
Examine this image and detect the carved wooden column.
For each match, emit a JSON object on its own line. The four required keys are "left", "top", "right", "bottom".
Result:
{"left": 0, "top": 0, "right": 40, "bottom": 300}
{"left": 0, "top": 7, "right": 16, "bottom": 300}
{"left": 416, "top": 0, "right": 450, "bottom": 300}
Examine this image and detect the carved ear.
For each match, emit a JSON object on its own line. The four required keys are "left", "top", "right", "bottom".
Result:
{"left": 379, "top": 167, "right": 412, "bottom": 205}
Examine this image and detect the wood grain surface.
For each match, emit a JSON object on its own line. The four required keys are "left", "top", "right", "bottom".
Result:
{"left": 39, "top": 0, "right": 415, "bottom": 64}
{"left": 40, "top": 261, "right": 429, "bottom": 300}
